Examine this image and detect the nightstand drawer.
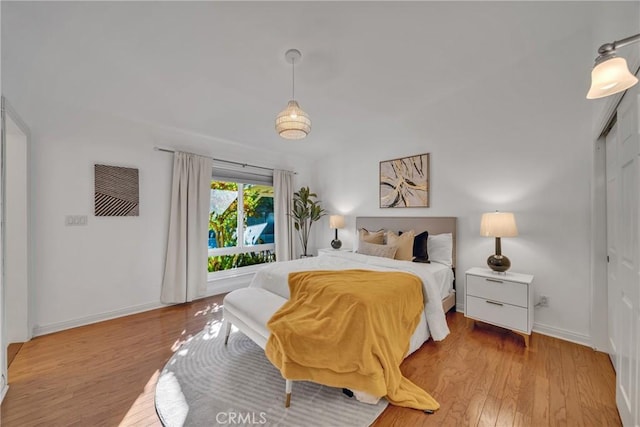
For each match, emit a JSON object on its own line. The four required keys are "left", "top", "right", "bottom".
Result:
{"left": 466, "top": 295, "right": 528, "bottom": 332}
{"left": 466, "top": 274, "right": 527, "bottom": 308}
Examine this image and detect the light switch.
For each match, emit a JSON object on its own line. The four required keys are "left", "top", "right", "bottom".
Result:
{"left": 65, "top": 215, "right": 88, "bottom": 226}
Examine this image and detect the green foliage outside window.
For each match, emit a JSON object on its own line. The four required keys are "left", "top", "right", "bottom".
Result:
{"left": 207, "top": 250, "right": 275, "bottom": 273}
{"left": 208, "top": 180, "right": 276, "bottom": 273}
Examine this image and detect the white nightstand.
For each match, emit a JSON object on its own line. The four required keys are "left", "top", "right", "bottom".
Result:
{"left": 465, "top": 267, "right": 534, "bottom": 347}
{"left": 318, "top": 247, "right": 353, "bottom": 255}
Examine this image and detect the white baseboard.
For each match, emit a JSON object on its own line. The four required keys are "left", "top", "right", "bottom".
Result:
{"left": 32, "top": 301, "right": 165, "bottom": 337}
{"left": 0, "top": 381, "right": 8, "bottom": 403}
{"left": 0, "top": 385, "right": 7, "bottom": 403}
{"left": 454, "top": 307, "right": 592, "bottom": 347}
{"left": 31, "top": 273, "right": 257, "bottom": 337}
{"left": 205, "top": 272, "right": 255, "bottom": 296}
{"left": 532, "top": 322, "right": 591, "bottom": 347}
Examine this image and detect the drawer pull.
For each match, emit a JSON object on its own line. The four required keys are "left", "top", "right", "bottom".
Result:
{"left": 485, "top": 300, "right": 504, "bottom": 306}
{"left": 485, "top": 278, "right": 504, "bottom": 284}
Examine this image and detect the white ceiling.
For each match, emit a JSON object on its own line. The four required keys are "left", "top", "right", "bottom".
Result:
{"left": 1, "top": 2, "right": 607, "bottom": 157}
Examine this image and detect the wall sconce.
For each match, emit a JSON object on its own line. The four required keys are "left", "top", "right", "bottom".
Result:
{"left": 480, "top": 211, "right": 518, "bottom": 273}
{"left": 329, "top": 215, "right": 345, "bottom": 249}
{"left": 587, "top": 33, "right": 640, "bottom": 99}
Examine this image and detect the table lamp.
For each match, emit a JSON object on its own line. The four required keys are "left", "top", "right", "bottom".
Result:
{"left": 480, "top": 211, "right": 518, "bottom": 272}
{"left": 329, "top": 215, "right": 345, "bottom": 249}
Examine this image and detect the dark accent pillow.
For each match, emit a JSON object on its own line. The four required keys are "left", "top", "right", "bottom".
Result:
{"left": 399, "top": 230, "right": 430, "bottom": 263}
{"left": 412, "top": 230, "right": 429, "bottom": 263}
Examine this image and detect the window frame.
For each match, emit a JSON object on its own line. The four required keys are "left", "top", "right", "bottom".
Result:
{"left": 207, "top": 172, "right": 275, "bottom": 277}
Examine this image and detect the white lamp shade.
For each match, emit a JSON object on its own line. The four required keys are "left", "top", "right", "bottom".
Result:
{"left": 275, "top": 100, "right": 311, "bottom": 139}
{"left": 480, "top": 212, "right": 518, "bottom": 237}
{"left": 587, "top": 57, "right": 639, "bottom": 99}
{"left": 329, "top": 215, "right": 345, "bottom": 229}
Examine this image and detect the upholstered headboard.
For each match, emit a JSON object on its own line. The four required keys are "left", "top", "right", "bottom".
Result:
{"left": 355, "top": 216, "right": 457, "bottom": 268}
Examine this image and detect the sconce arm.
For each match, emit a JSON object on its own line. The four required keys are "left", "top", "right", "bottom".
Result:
{"left": 598, "top": 33, "right": 640, "bottom": 56}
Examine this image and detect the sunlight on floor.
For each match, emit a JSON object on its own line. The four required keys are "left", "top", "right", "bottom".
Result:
{"left": 118, "top": 369, "right": 162, "bottom": 427}
{"left": 155, "top": 371, "right": 189, "bottom": 426}
{"left": 172, "top": 320, "right": 224, "bottom": 352}
{"left": 119, "top": 301, "right": 225, "bottom": 426}
{"left": 194, "top": 302, "right": 223, "bottom": 317}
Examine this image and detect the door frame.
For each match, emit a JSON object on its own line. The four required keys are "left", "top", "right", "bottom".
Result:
{"left": 590, "top": 134, "right": 609, "bottom": 352}
{"left": 0, "top": 97, "right": 33, "bottom": 401}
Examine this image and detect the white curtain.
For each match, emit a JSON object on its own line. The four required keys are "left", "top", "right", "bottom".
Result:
{"left": 274, "top": 169, "right": 295, "bottom": 261}
{"left": 161, "top": 152, "right": 213, "bottom": 303}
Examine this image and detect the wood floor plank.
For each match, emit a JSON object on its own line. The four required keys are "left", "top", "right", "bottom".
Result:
{"left": 532, "top": 375, "right": 550, "bottom": 426}
{"left": 495, "top": 354, "right": 522, "bottom": 426}
{"left": 0, "top": 299, "right": 621, "bottom": 427}
{"left": 559, "top": 340, "right": 585, "bottom": 426}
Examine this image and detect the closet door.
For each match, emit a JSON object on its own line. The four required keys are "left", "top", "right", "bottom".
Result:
{"left": 607, "top": 85, "right": 640, "bottom": 426}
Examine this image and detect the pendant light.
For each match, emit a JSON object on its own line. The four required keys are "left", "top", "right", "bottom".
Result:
{"left": 275, "top": 49, "right": 311, "bottom": 139}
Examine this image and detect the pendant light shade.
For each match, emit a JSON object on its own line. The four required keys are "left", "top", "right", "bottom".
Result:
{"left": 276, "top": 100, "right": 311, "bottom": 139}
{"left": 587, "top": 56, "right": 638, "bottom": 99}
{"left": 276, "top": 49, "right": 311, "bottom": 140}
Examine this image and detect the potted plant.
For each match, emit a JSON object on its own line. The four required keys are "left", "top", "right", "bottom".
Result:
{"left": 290, "top": 186, "right": 326, "bottom": 257}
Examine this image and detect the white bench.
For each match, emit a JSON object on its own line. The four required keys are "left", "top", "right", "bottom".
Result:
{"left": 222, "top": 287, "right": 294, "bottom": 407}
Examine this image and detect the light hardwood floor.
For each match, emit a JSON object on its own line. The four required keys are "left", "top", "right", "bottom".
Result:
{"left": 1, "top": 295, "right": 620, "bottom": 426}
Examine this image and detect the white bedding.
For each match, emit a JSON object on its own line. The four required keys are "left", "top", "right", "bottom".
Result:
{"left": 248, "top": 251, "right": 451, "bottom": 356}
{"left": 429, "top": 261, "right": 455, "bottom": 300}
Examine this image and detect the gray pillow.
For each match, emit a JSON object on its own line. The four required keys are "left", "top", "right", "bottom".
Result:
{"left": 357, "top": 241, "right": 398, "bottom": 259}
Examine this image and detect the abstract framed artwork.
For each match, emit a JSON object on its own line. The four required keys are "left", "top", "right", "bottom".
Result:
{"left": 379, "top": 153, "right": 429, "bottom": 208}
{"left": 94, "top": 164, "right": 139, "bottom": 216}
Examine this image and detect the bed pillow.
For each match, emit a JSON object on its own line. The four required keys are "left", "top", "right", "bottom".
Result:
{"left": 412, "top": 230, "right": 430, "bottom": 263}
{"left": 357, "top": 241, "right": 398, "bottom": 259}
{"left": 358, "top": 228, "right": 385, "bottom": 245}
{"left": 427, "top": 233, "right": 453, "bottom": 267}
{"left": 386, "top": 230, "right": 415, "bottom": 261}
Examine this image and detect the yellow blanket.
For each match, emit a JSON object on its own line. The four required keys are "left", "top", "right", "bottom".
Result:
{"left": 265, "top": 269, "right": 439, "bottom": 411}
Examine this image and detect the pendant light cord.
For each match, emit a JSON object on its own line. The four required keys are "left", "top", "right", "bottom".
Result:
{"left": 291, "top": 59, "right": 296, "bottom": 101}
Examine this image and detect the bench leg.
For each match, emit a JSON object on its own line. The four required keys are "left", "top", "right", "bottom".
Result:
{"left": 223, "top": 319, "right": 232, "bottom": 346}
{"left": 285, "top": 380, "right": 292, "bottom": 408}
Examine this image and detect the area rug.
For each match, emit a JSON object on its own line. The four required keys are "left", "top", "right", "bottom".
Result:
{"left": 155, "top": 322, "right": 388, "bottom": 426}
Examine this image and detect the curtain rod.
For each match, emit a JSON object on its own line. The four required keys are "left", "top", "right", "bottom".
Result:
{"left": 154, "top": 147, "right": 296, "bottom": 174}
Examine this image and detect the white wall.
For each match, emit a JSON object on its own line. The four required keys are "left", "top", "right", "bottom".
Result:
{"left": 5, "top": 116, "right": 29, "bottom": 343}
{"left": 310, "top": 25, "right": 600, "bottom": 346}
{"left": 313, "top": 149, "right": 593, "bottom": 344}
{"left": 30, "top": 108, "right": 312, "bottom": 335}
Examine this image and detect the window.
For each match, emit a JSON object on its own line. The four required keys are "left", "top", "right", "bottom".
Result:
{"left": 208, "top": 176, "right": 275, "bottom": 273}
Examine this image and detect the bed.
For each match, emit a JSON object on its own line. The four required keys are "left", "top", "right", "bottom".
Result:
{"left": 248, "top": 216, "right": 457, "bottom": 356}
{"left": 224, "top": 216, "right": 457, "bottom": 409}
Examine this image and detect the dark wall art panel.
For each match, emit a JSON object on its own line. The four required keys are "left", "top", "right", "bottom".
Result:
{"left": 94, "top": 164, "right": 139, "bottom": 216}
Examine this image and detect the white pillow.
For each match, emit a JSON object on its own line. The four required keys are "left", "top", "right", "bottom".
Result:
{"left": 427, "top": 233, "right": 453, "bottom": 267}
